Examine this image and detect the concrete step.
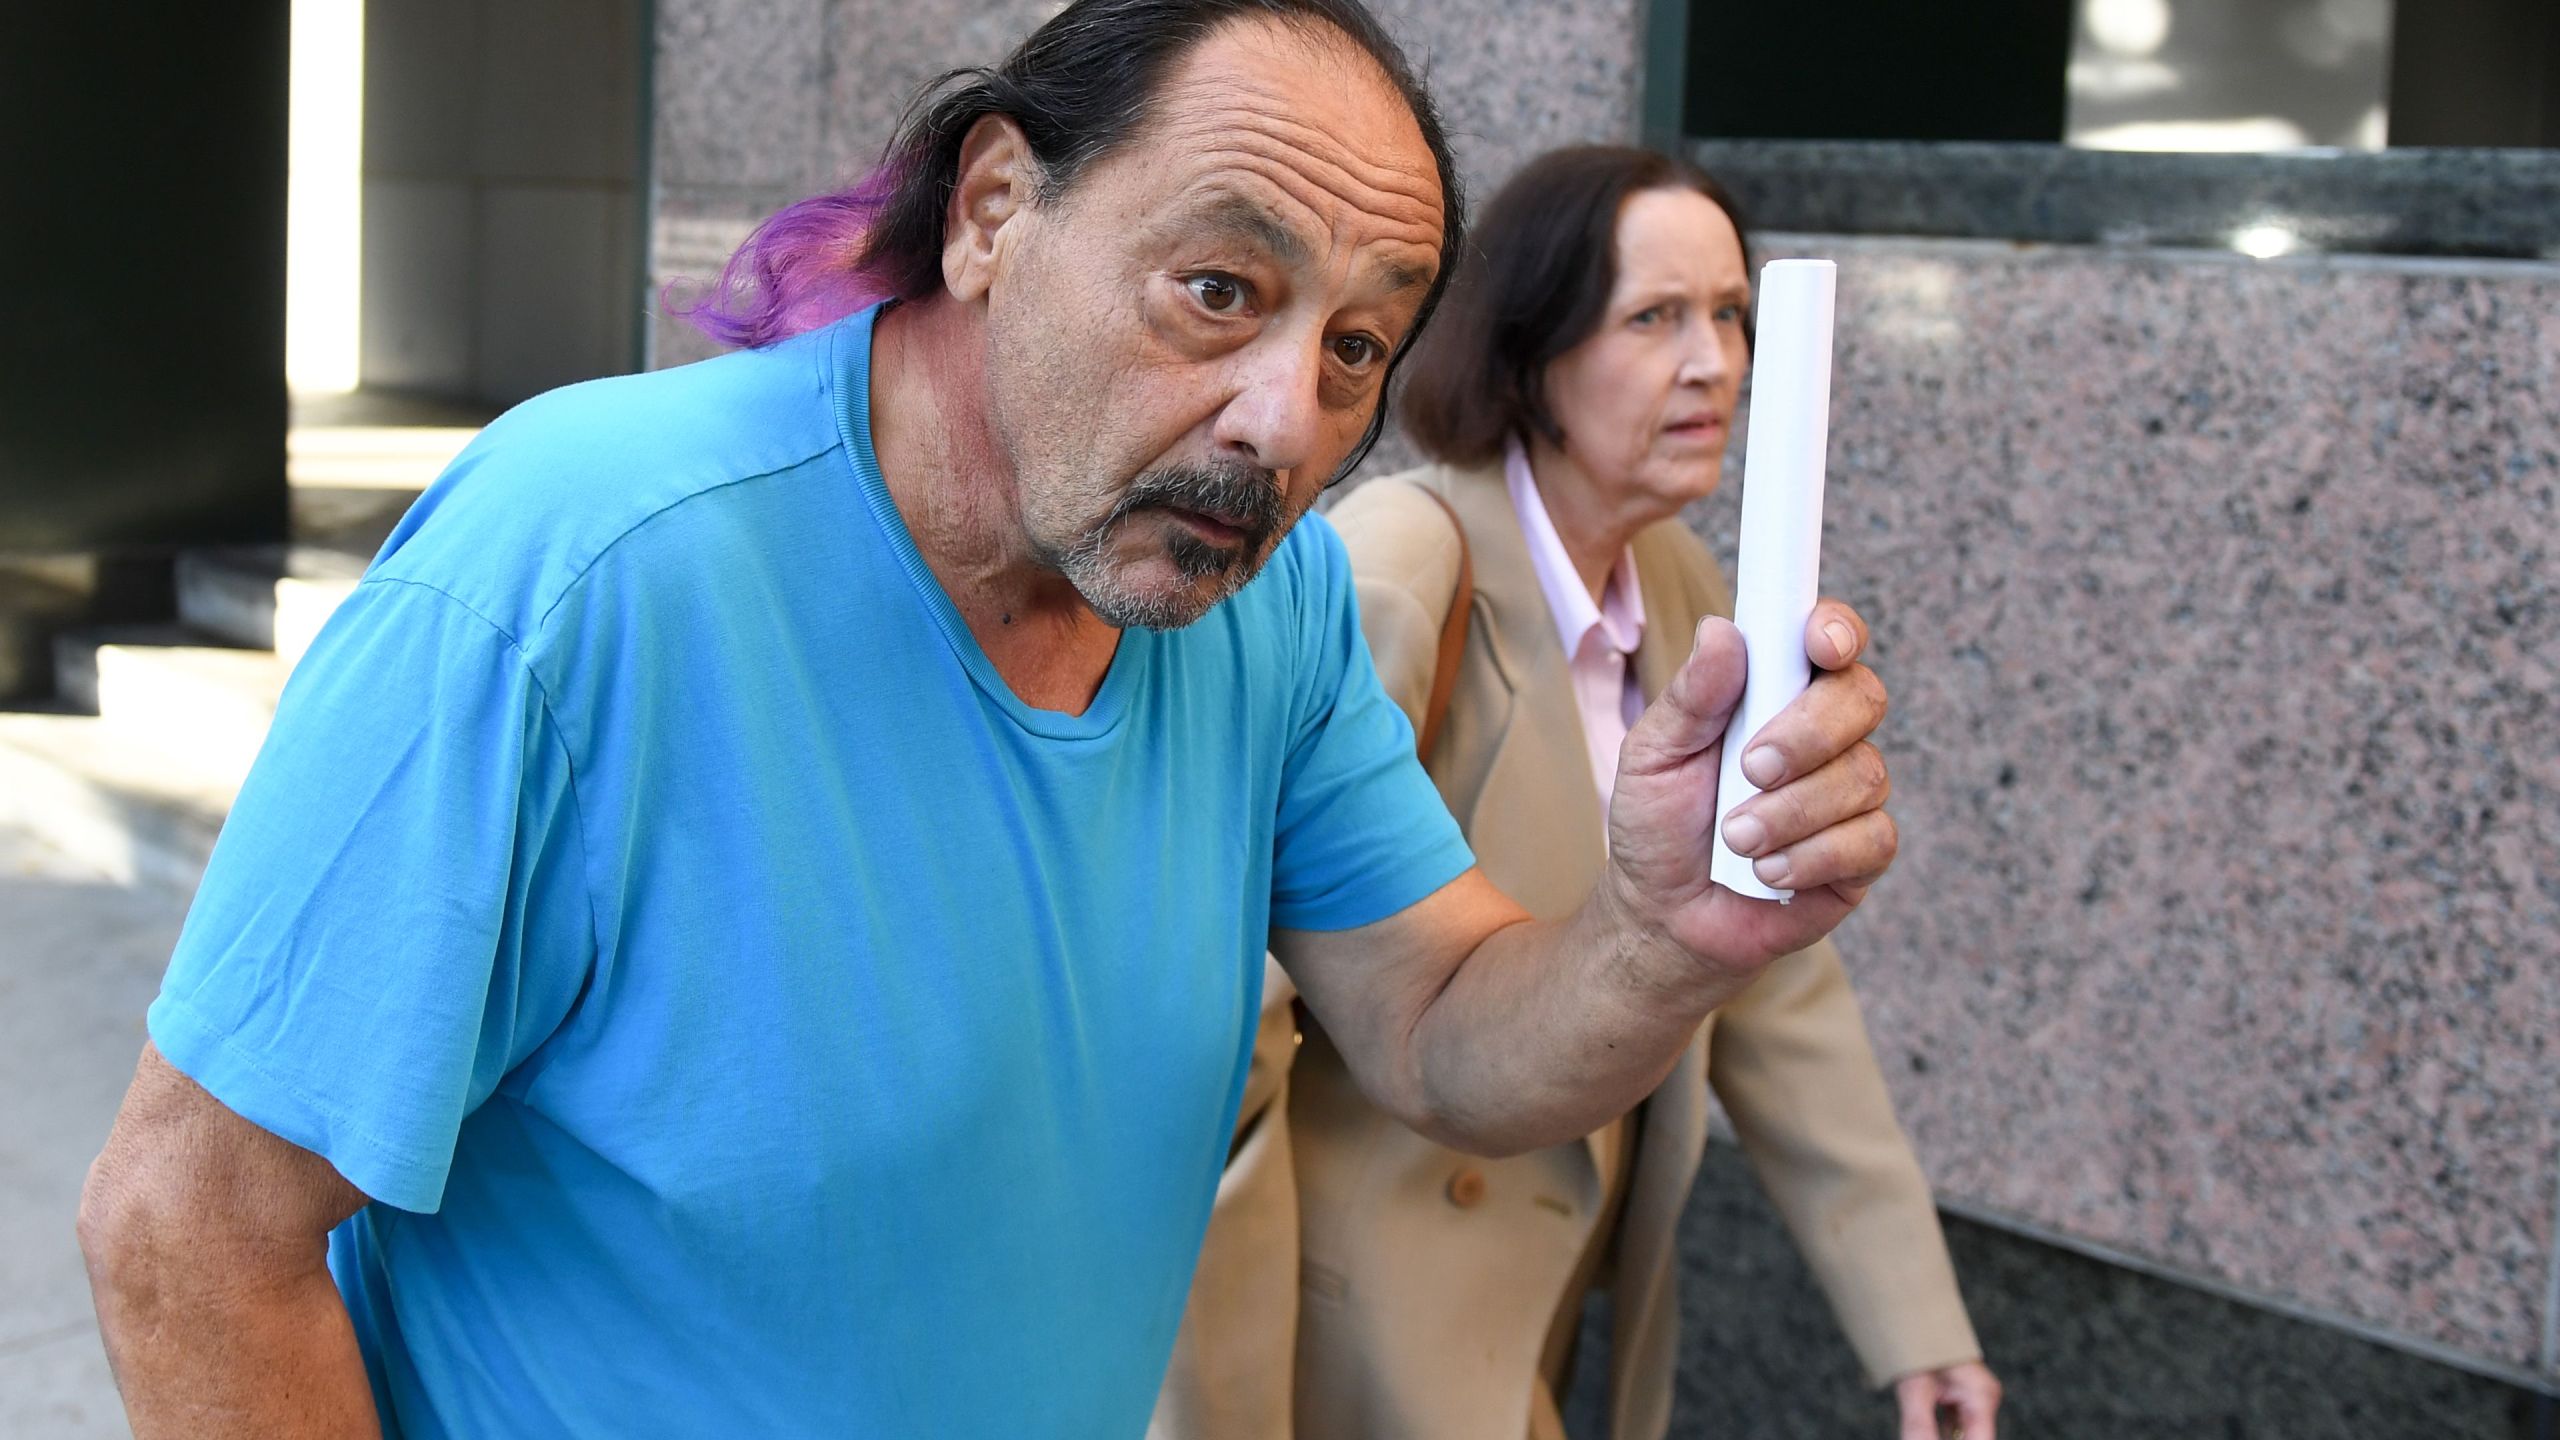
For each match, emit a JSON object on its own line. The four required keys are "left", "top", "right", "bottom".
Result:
{"left": 290, "top": 485, "right": 418, "bottom": 557}
{"left": 283, "top": 406, "right": 471, "bottom": 552}
{"left": 0, "top": 553, "right": 177, "bottom": 702}
{"left": 52, "top": 626, "right": 292, "bottom": 791}
{"left": 176, "top": 545, "right": 365, "bottom": 666}
{"left": 287, "top": 422, "right": 476, "bottom": 490}
{"left": 0, "top": 708, "right": 230, "bottom": 889}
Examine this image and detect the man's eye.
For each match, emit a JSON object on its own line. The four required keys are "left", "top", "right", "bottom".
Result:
{"left": 1629, "top": 305, "right": 1664, "bottom": 327}
{"left": 1333, "top": 334, "right": 1382, "bottom": 368}
{"left": 1188, "top": 274, "right": 1246, "bottom": 314}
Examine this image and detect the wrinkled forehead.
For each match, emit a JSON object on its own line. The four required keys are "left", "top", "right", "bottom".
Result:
{"left": 1102, "top": 18, "right": 1446, "bottom": 272}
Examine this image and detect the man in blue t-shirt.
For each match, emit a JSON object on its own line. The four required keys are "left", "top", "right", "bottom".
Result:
{"left": 78, "top": 2, "right": 1902, "bottom": 1437}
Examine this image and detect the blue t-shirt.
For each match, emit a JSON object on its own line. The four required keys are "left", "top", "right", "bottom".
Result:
{"left": 147, "top": 304, "right": 1471, "bottom": 1438}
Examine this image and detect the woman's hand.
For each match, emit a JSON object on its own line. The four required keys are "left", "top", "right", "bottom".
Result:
{"left": 1893, "top": 1359, "right": 2002, "bottom": 1440}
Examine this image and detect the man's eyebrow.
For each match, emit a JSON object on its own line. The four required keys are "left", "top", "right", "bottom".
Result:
{"left": 1176, "top": 194, "right": 1434, "bottom": 295}
{"left": 1375, "top": 259, "right": 1432, "bottom": 295}
{"left": 1184, "top": 195, "right": 1309, "bottom": 267}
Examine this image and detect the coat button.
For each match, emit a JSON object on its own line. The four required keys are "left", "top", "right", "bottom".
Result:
{"left": 1445, "top": 1169, "right": 1487, "bottom": 1209}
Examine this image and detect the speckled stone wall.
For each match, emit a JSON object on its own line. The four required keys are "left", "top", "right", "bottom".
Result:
{"left": 1692, "top": 234, "right": 2560, "bottom": 1380}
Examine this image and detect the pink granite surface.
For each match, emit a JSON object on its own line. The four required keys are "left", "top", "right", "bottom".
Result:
{"left": 1366, "top": 0, "right": 1642, "bottom": 197}
{"left": 651, "top": 0, "right": 836, "bottom": 195}
{"left": 1690, "top": 236, "right": 2560, "bottom": 1373}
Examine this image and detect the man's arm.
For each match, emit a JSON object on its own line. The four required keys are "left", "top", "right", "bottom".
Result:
{"left": 1271, "top": 601, "right": 1893, "bottom": 1157}
{"left": 78, "top": 1042, "right": 382, "bottom": 1440}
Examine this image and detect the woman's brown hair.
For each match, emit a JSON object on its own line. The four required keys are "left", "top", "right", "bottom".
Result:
{"left": 1396, "top": 145, "right": 1753, "bottom": 468}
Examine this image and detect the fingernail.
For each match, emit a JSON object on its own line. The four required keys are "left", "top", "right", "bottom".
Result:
{"left": 1742, "top": 745, "right": 1784, "bottom": 787}
{"left": 1754, "top": 853, "right": 1793, "bottom": 889}
{"left": 1723, "top": 812, "right": 1769, "bottom": 856}
{"left": 1822, "top": 620, "right": 1856, "bottom": 659}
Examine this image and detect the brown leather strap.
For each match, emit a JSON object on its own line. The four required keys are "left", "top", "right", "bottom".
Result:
{"left": 1413, "top": 488, "right": 1473, "bottom": 762}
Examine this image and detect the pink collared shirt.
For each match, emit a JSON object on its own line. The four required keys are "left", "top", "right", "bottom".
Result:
{"left": 1503, "top": 438, "right": 1646, "bottom": 810}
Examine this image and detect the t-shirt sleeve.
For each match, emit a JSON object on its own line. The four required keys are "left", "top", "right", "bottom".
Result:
{"left": 147, "top": 578, "right": 594, "bottom": 1213}
{"left": 1268, "top": 518, "right": 1474, "bottom": 931}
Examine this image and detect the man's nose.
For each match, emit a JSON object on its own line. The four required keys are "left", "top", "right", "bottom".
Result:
{"left": 1212, "top": 333, "right": 1327, "bottom": 478}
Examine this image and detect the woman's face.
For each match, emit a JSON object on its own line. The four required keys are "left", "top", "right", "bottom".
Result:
{"left": 1535, "top": 186, "right": 1752, "bottom": 523}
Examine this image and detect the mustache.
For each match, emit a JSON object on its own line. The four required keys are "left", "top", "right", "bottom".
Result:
{"left": 1109, "top": 461, "right": 1285, "bottom": 548}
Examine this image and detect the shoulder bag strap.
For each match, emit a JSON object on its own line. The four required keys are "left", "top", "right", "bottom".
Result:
{"left": 1412, "top": 487, "right": 1474, "bottom": 763}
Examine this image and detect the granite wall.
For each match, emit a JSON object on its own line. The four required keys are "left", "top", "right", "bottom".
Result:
{"left": 1697, "top": 233, "right": 2560, "bottom": 1384}
{"left": 643, "top": 0, "right": 2560, "bottom": 1409}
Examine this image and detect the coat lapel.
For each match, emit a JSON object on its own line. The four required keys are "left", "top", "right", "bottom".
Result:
{"left": 1419, "top": 465, "right": 1610, "bottom": 920}
{"left": 1630, "top": 519, "right": 1733, "bottom": 705}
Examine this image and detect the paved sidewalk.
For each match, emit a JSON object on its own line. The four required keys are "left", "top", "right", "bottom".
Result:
{"left": 0, "top": 822, "right": 188, "bottom": 1439}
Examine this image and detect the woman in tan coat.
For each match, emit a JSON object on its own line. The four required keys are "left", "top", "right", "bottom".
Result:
{"left": 1154, "top": 147, "right": 2002, "bottom": 1440}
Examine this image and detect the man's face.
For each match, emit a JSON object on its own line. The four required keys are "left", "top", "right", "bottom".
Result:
{"left": 974, "top": 18, "right": 1445, "bottom": 630}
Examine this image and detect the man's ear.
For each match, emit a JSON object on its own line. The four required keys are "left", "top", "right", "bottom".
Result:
{"left": 943, "top": 114, "right": 1041, "bottom": 304}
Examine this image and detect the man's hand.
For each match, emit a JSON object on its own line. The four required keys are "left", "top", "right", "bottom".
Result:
{"left": 1276, "top": 597, "right": 1895, "bottom": 1157}
{"left": 1604, "top": 596, "right": 1893, "bottom": 978}
{"left": 1894, "top": 1360, "right": 2001, "bottom": 1440}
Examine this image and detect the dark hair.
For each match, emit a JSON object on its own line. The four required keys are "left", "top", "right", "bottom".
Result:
{"left": 671, "top": 0, "right": 1466, "bottom": 482}
{"left": 1396, "top": 145, "right": 1753, "bottom": 469}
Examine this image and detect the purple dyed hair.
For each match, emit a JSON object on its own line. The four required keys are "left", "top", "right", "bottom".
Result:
{"left": 662, "top": 165, "right": 905, "bottom": 350}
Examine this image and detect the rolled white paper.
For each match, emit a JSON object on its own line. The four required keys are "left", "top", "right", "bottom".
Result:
{"left": 1710, "top": 259, "right": 1837, "bottom": 903}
